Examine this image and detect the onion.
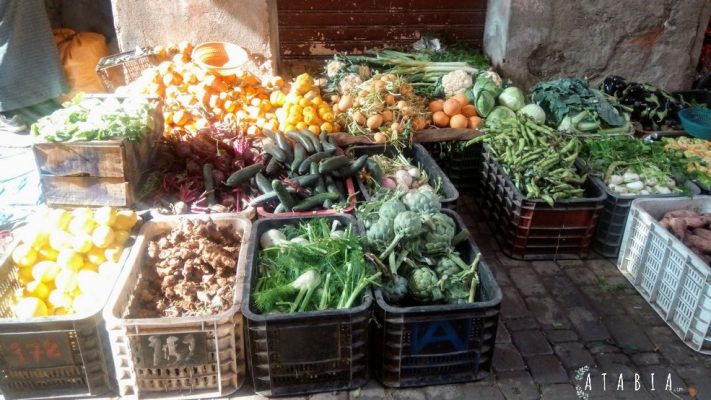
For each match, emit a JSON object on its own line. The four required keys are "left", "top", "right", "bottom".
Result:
{"left": 413, "top": 117, "right": 427, "bottom": 131}
{"left": 373, "top": 80, "right": 386, "bottom": 90}
{"left": 374, "top": 132, "right": 388, "bottom": 143}
{"left": 353, "top": 111, "right": 366, "bottom": 126}
{"left": 381, "top": 177, "right": 397, "bottom": 188}
{"left": 338, "top": 94, "right": 354, "bottom": 111}
{"left": 367, "top": 114, "right": 384, "bottom": 130}
{"left": 390, "top": 122, "right": 402, "bottom": 133}
{"left": 397, "top": 100, "right": 408, "bottom": 110}
{"left": 381, "top": 110, "right": 393, "bottom": 122}
{"left": 385, "top": 94, "right": 396, "bottom": 106}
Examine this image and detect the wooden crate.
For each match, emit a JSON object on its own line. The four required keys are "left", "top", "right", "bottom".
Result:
{"left": 32, "top": 97, "right": 162, "bottom": 207}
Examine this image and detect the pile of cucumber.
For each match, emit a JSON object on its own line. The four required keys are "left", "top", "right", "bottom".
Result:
{"left": 225, "top": 129, "right": 368, "bottom": 213}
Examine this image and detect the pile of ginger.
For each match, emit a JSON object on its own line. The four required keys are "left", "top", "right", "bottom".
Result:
{"left": 660, "top": 209, "right": 711, "bottom": 264}
{"left": 127, "top": 219, "right": 242, "bottom": 318}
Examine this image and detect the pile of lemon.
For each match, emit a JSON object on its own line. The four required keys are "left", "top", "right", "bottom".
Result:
{"left": 10, "top": 207, "right": 139, "bottom": 318}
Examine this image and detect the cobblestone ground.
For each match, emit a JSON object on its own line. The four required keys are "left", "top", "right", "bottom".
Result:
{"left": 233, "top": 193, "right": 711, "bottom": 400}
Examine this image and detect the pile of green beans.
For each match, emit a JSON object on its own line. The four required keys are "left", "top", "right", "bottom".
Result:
{"left": 469, "top": 117, "right": 587, "bottom": 205}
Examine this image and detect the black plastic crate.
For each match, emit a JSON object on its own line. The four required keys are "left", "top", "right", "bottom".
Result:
{"left": 591, "top": 177, "right": 700, "bottom": 258}
{"left": 346, "top": 144, "right": 459, "bottom": 209}
{"left": 479, "top": 145, "right": 606, "bottom": 260}
{"left": 421, "top": 141, "right": 482, "bottom": 193}
{"left": 242, "top": 214, "right": 371, "bottom": 397}
{"left": 372, "top": 210, "right": 502, "bottom": 388}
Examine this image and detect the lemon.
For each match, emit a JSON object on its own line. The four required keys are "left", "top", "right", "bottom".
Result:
{"left": 104, "top": 245, "right": 123, "bottom": 263}
{"left": 54, "top": 270, "right": 79, "bottom": 293}
{"left": 48, "top": 209, "right": 71, "bottom": 231}
{"left": 31, "top": 260, "right": 60, "bottom": 283}
{"left": 12, "top": 244, "right": 37, "bottom": 268}
{"left": 113, "top": 210, "right": 138, "bottom": 230}
{"left": 94, "top": 207, "right": 118, "bottom": 226}
{"left": 81, "top": 262, "right": 99, "bottom": 273}
{"left": 25, "top": 281, "right": 50, "bottom": 301}
{"left": 23, "top": 230, "right": 48, "bottom": 249}
{"left": 86, "top": 247, "right": 106, "bottom": 265}
{"left": 53, "top": 307, "right": 71, "bottom": 316}
{"left": 38, "top": 246, "right": 59, "bottom": 261}
{"left": 68, "top": 216, "right": 95, "bottom": 236}
{"left": 91, "top": 225, "right": 115, "bottom": 249}
{"left": 49, "top": 229, "right": 72, "bottom": 251}
{"left": 57, "top": 249, "right": 83, "bottom": 271}
{"left": 72, "top": 294, "right": 97, "bottom": 315}
{"left": 14, "top": 297, "right": 49, "bottom": 318}
{"left": 98, "top": 261, "right": 118, "bottom": 277}
{"left": 47, "top": 289, "right": 73, "bottom": 309}
{"left": 112, "top": 230, "right": 130, "bottom": 247}
{"left": 17, "top": 265, "right": 34, "bottom": 284}
{"left": 71, "top": 207, "right": 93, "bottom": 218}
{"left": 70, "top": 235, "right": 93, "bottom": 253}
{"left": 77, "top": 270, "right": 102, "bottom": 298}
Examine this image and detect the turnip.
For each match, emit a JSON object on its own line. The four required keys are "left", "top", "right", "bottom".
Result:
{"left": 418, "top": 184, "right": 434, "bottom": 192}
{"left": 407, "top": 167, "right": 421, "bottom": 179}
{"left": 381, "top": 177, "right": 397, "bottom": 189}
{"left": 394, "top": 170, "right": 413, "bottom": 188}
{"left": 655, "top": 185, "right": 671, "bottom": 194}
{"left": 625, "top": 181, "right": 644, "bottom": 191}
{"left": 609, "top": 175, "right": 624, "bottom": 185}
{"left": 666, "top": 178, "right": 676, "bottom": 189}
{"left": 261, "top": 229, "right": 287, "bottom": 248}
{"left": 640, "top": 189, "right": 650, "bottom": 195}
{"left": 623, "top": 172, "right": 640, "bottom": 183}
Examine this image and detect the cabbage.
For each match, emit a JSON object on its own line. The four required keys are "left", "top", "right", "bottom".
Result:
{"left": 517, "top": 104, "right": 546, "bottom": 124}
{"left": 472, "top": 74, "right": 502, "bottom": 98}
{"left": 485, "top": 106, "right": 516, "bottom": 127}
{"left": 475, "top": 91, "right": 496, "bottom": 117}
{"left": 498, "top": 87, "right": 525, "bottom": 111}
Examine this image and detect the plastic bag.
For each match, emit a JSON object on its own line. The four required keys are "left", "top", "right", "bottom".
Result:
{"left": 53, "top": 28, "right": 109, "bottom": 98}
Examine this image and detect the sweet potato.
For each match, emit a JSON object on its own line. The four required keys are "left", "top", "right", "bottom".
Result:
{"left": 668, "top": 218, "right": 688, "bottom": 241}
{"left": 682, "top": 217, "right": 707, "bottom": 229}
{"left": 662, "top": 210, "right": 699, "bottom": 219}
{"left": 685, "top": 234, "right": 711, "bottom": 254}
{"left": 693, "top": 228, "right": 711, "bottom": 240}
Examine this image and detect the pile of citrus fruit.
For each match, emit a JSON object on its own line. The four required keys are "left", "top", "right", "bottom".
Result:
{"left": 10, "top": 207, "right": 139, "bottom": 318}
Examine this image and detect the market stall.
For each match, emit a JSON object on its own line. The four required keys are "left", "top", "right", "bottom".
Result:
{"left": 1, "top": 35, "right": 710, "bottom": 400}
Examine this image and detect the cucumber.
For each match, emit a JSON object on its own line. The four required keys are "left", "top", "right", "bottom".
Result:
{"left": 286, "top": 130, "right": 314, "bottom": 153}
{"left": 300, "top": 129, "right": 322, "bottom": 152}
{"left": 264, "top": 143, "right": 288, "bottom": 163}
{"left": 325, "top": 175, "right": 345, "bottom": 200}
{"left": 310, "top": 162, "right": 319, "bottom": 175}
{"left": 248, "top": 186, "right": 297, "bottom": 207}
{"left": 272, "top": 180, "right": 296, "bottom": 211}
{"left": 298, "top": 151, "right": 331, "bottom": 175}
{"left": 365, "top": 159, "right": 383, "bottom": 185}
{"left": 274, "top": 203, "right": 286, "bottom": 214}
{"left": 266, "top": 158, "right": 281, "bottom": 175}
{"left": 262, "top": 128, "right": 277, "bottom": 142}
{"left": 290, "top": 141, "right": 307, "bottom": 172}
{"left": 323, "top": 199, "right": 333, "bottom": 208}
{"left": 275, "top": 131, "right": 293, "bottom": 159}
{"left": 226, "top": 164, "right": 264, "bottom": 187}
{"left": 333, "top": 154, "right": 368, "bottom": 177}
{"left": 255, "top": 172, "right": 272, "bottom": 194}
{"left": 292, "top": 192, "right": 340, "bottom": 212}
{"left": 293, "top": 174, "right": 320, "bottom": 187}
{"left": 318, "top": 155, "right": 351, "bottom": 174}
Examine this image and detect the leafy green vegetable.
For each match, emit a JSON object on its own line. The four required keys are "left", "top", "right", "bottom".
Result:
{"left": 530, "top": 78, "right": 631, "bottom": 134}
{"left": 31, "top": 94, "right": 156, "bottom": 143}
{"left": 253, "top": 218, "right": 379, "bottom": 314}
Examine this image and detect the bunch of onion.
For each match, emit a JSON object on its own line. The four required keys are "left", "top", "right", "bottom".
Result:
{"left": 331, "top": 74, "right": 429, "bottom": 148}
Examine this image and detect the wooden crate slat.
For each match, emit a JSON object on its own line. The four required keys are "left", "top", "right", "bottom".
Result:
{"left": 40, "top": 176, "right": 133, "bottom": 207}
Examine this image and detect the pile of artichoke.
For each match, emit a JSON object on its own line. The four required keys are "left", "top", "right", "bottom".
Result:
{"left": 361, "top": 190, "right": 481, "bottom": 305}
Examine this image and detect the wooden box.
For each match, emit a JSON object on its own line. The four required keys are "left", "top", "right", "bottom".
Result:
{"left": 32, "top": 98, "right": 162, "bottom": 207}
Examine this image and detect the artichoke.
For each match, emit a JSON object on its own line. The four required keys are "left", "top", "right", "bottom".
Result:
{"left": 404, "top": 191, "right": 441, "bottom": 214}
{"left": 435, "top": 257, "right": 461, "bottom": 278}
{"left": 422, "top": 212, "right": 456, "bottom": 254}
{"left": 408, "top": 267, "right": 443, "bottom": 303}
{"left": 382, "top": 275, "right": 408, "bottom": 303}
{"left": 379, "top": 199, "right": 407, "bottom": 222}
{"left": 366, "top": 218, "right": 394, "bottom": 249}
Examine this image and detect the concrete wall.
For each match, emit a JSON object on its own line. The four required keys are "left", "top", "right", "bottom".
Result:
{"left": 111, "top": 0, "right": 276, "bottom": 75}
{"left": 484, "top": 0, "right": 711, "bottom": 90}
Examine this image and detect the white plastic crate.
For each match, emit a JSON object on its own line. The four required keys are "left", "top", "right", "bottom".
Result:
{"left": 103, "top": 214, "right": 251, "bottom": 399}
{"left": 618, "top": 196, "right": 711, "bottom": 354}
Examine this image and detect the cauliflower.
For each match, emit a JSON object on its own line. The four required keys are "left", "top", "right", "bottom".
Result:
{"left": 326, "top": 60, "right": 345, "bottom": 78}
{"left": 482, "top": 69, "right": 503, "bottom": 86}
{"left": 338, "top": 73, "right": 362, "bottom": 95}
{"left": 441, "top": 70, "right": 473, "bottom": 98}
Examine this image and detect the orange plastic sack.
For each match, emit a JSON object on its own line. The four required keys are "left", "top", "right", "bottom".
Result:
{"left": 53, "top": 28, "right": 109, "bottom": 98}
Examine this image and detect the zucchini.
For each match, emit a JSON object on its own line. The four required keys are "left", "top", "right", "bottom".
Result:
{"left": 255, "top": 172, "right": 272, "bottom": 194}
{"left": 264, "top": 142, "right": 288, "bottom": 163}
{"left": 300, "top": 129, "right": 322, "bottom": 152}
{"left": 226, "top": 164, "right": 264, "bottom": 187}
{"left": 318, "top": 155, "right": 351, "bottom": 174}
{"left": 272, "top": 180, "right": 296, "bottom": 211}
{"left": 298, "top": 151, "right": 331, "bottom": 175}
{"left": 292, "top": 192, "right": 340, "bottom": 212}
{"left": 293, "top": 174, "right": 320, "bottom": 187}
{"left": 286, "top": 130, "right": 314, "bottom": 153}
{"left": 290, "top": 141, "right": 307, "bottom": 172}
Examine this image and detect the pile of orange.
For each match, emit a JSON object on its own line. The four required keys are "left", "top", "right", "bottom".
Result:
{"left": 127, "top": 42, "right": 283, "bottom": 137}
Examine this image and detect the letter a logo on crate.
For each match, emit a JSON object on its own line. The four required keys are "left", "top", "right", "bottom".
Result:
{"left": 410, "top": 318, "right": 473, "bottom": 355}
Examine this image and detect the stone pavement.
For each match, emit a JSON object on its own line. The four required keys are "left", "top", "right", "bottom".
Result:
{"left": 232, "top": 193, "right": 711, "bottom": 400}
